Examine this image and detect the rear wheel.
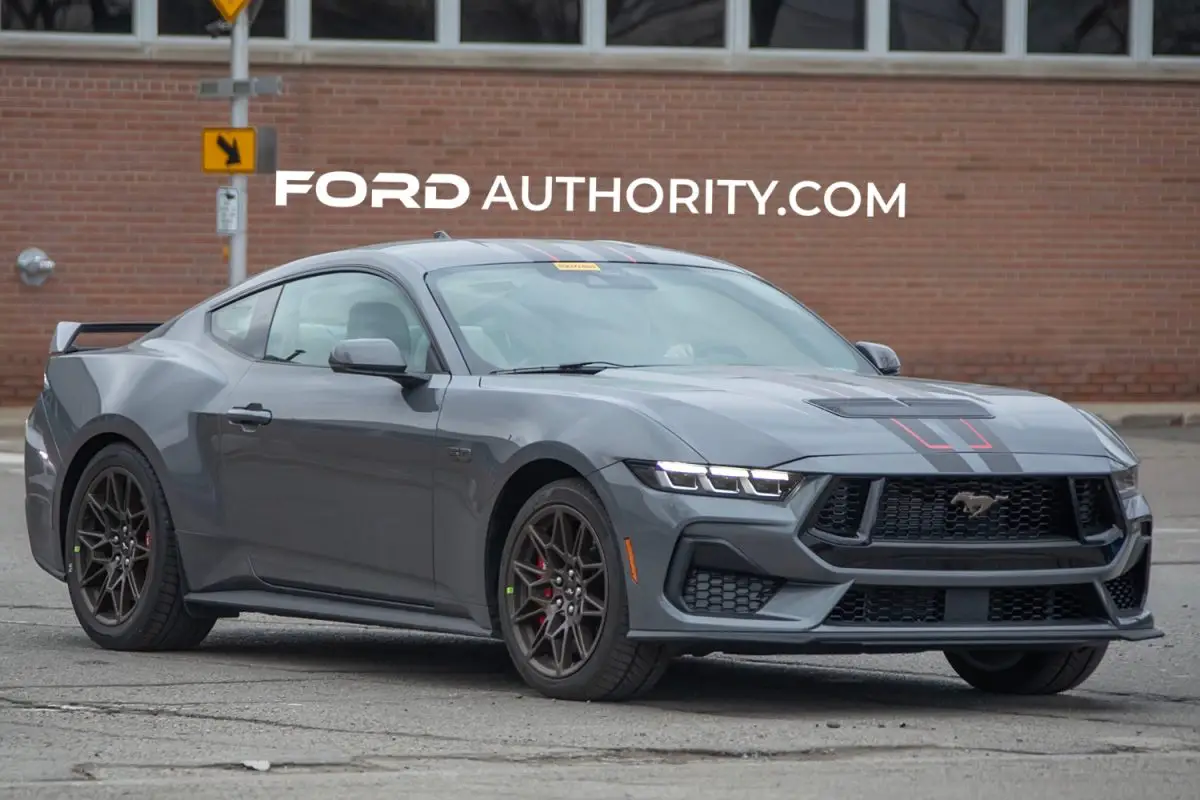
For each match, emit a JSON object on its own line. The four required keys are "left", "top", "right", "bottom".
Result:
{"left": 65, "top": 443, "right": 217, "bottom": 651}
{"left": 944, "top": 644, "right": 1108, "bottom": 695}
{"left": 497, "top": 478, "right": 670, "bottom": 701}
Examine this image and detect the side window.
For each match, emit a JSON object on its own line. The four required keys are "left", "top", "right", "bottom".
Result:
{"left": 210, "top": 292, "right": 269, "bottom": 358}
{"left": 264, "top": 271, "right": 437, "bottom": 371}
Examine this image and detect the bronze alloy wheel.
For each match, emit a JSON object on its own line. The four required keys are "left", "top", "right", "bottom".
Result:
{"left": 72, "top": 466, "right": 154, "bottom": 626}
{"left": 504, "top": 504, "right": 609, "bottom": 679}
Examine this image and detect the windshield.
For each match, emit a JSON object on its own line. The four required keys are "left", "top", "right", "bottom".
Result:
{"left": 425, "top": 261, "right": 873, "bottom": 374}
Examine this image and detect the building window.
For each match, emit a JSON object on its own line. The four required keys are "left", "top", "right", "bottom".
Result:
{"left": 606, "top": 0, "right": 726, "bottom": 48}
{"left": 158, "top": 0, "right": 285, "bottom": 37}
{"left": 889, "top": 0, "right": 1004, "bottom": 52}
{"left": 751, "top": 0, "right": 866, "bottom": 50}
{"left": 1154, "top": 0, "right": 1200, "bottom": 55}
{"left": 1026, "top": 0, "right": 1130, "bottom": 54}
{"left": 460, "top": 0, "right": 581, "bottom": 44}
{"left": 1, "top": 0, "right": 132, "bottom": 33}
{"left": 311, "top": 0, "right": 435, "bottom": 41}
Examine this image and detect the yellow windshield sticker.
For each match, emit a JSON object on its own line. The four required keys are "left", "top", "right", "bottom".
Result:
{"left": 553, "top": 261, "right": 600, "bottom": 271}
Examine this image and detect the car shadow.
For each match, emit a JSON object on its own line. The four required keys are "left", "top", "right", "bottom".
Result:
{"left": 193, "top": 625, "right": 1134, "bottom": 719}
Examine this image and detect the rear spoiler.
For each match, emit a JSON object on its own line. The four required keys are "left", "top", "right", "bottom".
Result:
{"left": 50, "top": 321, "right": 163, "bottom": 355}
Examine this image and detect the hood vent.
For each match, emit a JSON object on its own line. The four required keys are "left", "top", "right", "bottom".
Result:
{"left": 808, "top": 397, "right": 992, "bottom": 419}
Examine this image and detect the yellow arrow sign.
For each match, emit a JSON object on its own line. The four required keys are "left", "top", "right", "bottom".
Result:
{"left": 211, "top": 0, "right": 252, "bottom": 24}
{"left": 202, "top": 127, "right": 257, "bottom": 174}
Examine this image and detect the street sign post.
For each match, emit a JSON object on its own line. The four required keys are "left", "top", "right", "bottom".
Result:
{"left": 216, "top": 186, "right": 241, "bottom": 236}
{"left": 197, "top": 0, "right": 281, "bottom": 288}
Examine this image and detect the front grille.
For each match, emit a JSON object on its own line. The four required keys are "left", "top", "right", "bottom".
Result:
{"left": 1073, "top": 478, "right": 1118, "bottom": 536}
{"left": 825, "top": 586, "right": 946, "bottom": 624}
{"left": 988, "top": 585, "right": 1104, "bottom": 623}
{"left": 812, "top": 479, "right": 870, "bottom": 537}
{"left": 871, "top": 476, "right": 1076, "bottom": 542}
{"left": 680, "top": 568, "right": 782, "bottom": 615}
{"left": 1103, "top": 553, "right": 1149, "bottom": 612}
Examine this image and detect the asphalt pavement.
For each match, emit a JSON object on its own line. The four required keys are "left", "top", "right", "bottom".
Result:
{"left": 1, "top": 430, "right": 1198, "bottom": 799}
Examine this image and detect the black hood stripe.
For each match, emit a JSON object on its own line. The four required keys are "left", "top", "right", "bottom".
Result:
{"left": 946, "top": 418, "right": 1022, "bottom": 473}
{"left": 878, "top": 418, "right": 975, "bottom": 473}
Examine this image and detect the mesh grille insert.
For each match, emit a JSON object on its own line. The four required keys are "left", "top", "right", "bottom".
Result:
{"left": 871, "top": 476, "right": 1076, "bottom": 542}
{"left": 987, "top": 585, "right": 1103, "bottom": 623}
{"left": 825, "top": 586, "right": 946, "bottom": 625}
{"left": 680, "top": 568, "right": 783, "bottom": 615}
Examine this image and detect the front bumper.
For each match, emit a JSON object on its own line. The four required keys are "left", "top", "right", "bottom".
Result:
{"left": 595, "top": 452, "right": 1162, "bottom": 654}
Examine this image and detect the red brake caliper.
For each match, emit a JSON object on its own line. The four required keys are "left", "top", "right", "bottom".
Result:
{"left": 537, "top": 557, "right": 550, "bottom": 626}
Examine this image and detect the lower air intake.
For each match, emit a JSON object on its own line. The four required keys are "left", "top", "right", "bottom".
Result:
{"left": 680, "top": 568, "right": 782, "bottom": 615}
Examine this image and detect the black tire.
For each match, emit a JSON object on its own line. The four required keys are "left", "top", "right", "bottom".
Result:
{"left": 944, "top": 644, "right": 1109, "bottom": 695}
{"left": 64, "top": 442, "right": 217, "bottom": 651}
{"left": 497, "top": 478, "right": 670, "bottom": 701}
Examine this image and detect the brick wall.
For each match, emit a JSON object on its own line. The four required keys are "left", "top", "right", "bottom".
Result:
{"left": 1, "top": 59, "right": 1198, "bottom": 405}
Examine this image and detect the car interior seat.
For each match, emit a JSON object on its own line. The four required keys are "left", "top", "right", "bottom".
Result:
{"left": 345, "top": 301, "right": 413, "bottom": 364}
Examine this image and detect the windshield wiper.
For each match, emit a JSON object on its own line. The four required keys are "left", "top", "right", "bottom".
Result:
{"left": 489, "top": 361, "right": 638, "bottom": 375}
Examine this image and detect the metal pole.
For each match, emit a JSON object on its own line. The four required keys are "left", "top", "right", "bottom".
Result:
{"left": 229, "top": 12, "right": 250, "bottom": 287}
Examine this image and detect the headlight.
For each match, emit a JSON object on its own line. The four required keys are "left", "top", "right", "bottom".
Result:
{"left": 1112, "top": 465, "right": 1138, "bottom": 497}
{"left": 625, "top": 460, "right": 805, "bottom": 500}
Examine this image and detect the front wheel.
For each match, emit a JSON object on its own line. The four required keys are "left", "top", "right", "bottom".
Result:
{"left": 497, "top": 478, "right": 670, "bottom": 701}
{"left": 944, "top": 644, "right": 1108, "bottom": 695}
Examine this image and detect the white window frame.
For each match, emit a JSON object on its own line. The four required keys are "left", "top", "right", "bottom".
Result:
{"left": 0, "top": 0, "right": 1196, "bottom": 80}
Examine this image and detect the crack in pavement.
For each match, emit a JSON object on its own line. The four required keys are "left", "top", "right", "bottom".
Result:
{"left": 12, "top": 741, "right": 1200, "bottom": 785}
{"left": 0, "top": 695, "right": 477, "bottom": 745}
{"left": 0, "top": 677, "right": 330, "bottom": 692}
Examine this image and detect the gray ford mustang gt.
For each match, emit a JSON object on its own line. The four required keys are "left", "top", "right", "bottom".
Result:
{"left": 23, "top": 236, "right": 1161, "bottom": 702}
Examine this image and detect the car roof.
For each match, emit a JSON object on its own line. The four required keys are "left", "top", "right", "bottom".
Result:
{"left": 208, "top": 237, "right": 747, "bottom": 310}
{"left": 371, "top": 237, "right": 742, "bottom": 273}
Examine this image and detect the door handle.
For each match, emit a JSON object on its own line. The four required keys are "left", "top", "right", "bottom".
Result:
{"left": 227, "top": 404, "right": 273, "bottom": 428}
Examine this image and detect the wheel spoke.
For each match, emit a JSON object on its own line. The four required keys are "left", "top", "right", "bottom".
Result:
{"left": 569, "top": 621, "right": 594, "bottom": 662}
{"left": 120, "top": 472, "right": 133, "bottom": 514}
{"left": 73, "top": 466, "right": 154, "bottom": 627}
{"left": 549, "top": 625, "right": 570, "bottom": 676}
{"left": 85, "top": 494, "right": 109, "bottom": 528}
{"left": 76, "top": 528, "right": 108, "bottom": 552}
{"left": 506, "top": 503, "right": 609, "bottom": 681}
{"left": 79, "top": 557, "right": 108, "bottom": 586}
{"left": 511, "top": 560, "right": 547, "bottom": 588}
{"left": 524, "top": 523, "right": 550, "bottom": 565}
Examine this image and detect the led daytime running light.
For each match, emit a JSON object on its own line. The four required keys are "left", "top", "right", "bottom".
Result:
{"left": 630, "top": 460, "right": 803, "bottom": 500}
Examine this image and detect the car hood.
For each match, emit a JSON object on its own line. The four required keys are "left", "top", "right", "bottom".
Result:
{"left": 490, "top": 366, "right": 1131, "bottom": 468}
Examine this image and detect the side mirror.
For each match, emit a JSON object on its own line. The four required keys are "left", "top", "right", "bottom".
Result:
{"left": 856, "top": 341, "right": 901, "bottom": 375}
{"left": 328, "top": 338, "right": 429, "bottom": 388}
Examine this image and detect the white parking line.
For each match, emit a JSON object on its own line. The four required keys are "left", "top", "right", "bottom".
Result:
{"left": 1156, "top": 528, "right": 1200, "bottom": 535}
{"left": 0, "top": 453, "right": 22, "bottom": 466}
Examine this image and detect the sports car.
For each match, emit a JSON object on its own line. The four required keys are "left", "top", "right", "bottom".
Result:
{"left": 23, "top": 235, "right": 1161, "bottom": 701}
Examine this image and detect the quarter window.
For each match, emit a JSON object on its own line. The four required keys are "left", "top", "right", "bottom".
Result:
{"left": 210, "top": 292, "right": 269, "bottom": 358}
{"left": 264, "top": 271, "right": 438, "bottom": 372}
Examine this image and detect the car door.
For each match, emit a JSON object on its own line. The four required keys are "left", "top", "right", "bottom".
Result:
{"left": 217, "top": 268, "right": 448, "bottom": 605}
